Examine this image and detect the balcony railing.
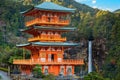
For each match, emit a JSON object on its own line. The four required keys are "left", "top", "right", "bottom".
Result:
{"left": 25, "top": 18, "right": 70, "bottom": 27}
{"left": 28, "top": 36, "right": 66, "bottom": 42}
{"left": 28, "top": 36, "right": 39, "bottom": 42}
{"left": 13, "top": 59, "right": 84, "bottom": 65}
{"left": 39, "top": 51, "right": 62, "bottom": 54}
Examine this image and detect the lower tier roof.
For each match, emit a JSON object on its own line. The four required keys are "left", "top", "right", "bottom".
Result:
{"left": 16, "top": 42, "right": 79, "bottom": 47}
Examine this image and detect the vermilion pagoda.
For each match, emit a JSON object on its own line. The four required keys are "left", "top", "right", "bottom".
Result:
{"left": 13, "top": 2, "right": 84, "bottom": 76}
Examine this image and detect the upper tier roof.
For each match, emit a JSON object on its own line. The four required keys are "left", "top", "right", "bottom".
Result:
{"left": 21, "top": 2, "right": 75, "bottom": 14}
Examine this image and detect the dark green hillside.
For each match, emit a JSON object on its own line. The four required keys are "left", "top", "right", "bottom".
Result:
{"left": 114, "top": 9, "right": 120, "bottom": 13}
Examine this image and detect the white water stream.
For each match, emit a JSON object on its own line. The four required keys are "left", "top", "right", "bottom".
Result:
{"left": 0, "top": 71, "right": 11, "bottom": 80}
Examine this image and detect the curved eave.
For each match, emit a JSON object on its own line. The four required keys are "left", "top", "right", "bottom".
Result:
{"left": 16, "top": 43, "right": 30, "bottom": 47}
{"left": 32, "top": 42, "right": 79, "bottom": 47}
{"left": 22, "top": 26, "right": 76, "bottom": 31}
{"left": 20, "top": 7, "right": 34, "bottom": 14}
{"left": 16, "top": 42, "right": 79, "bottom": 47}
{"left": 34, "top": 26, "right": 76, "bottom": 31}
{"left": 21, "top": 26, "right": 76, "bottom": 35}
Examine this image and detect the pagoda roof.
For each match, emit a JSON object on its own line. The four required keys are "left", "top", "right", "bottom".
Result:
{"left": 34, "top": 26, "right": 76, "bottom": 31}
{"left": 21, "top": 26, "right": 76, "bottom": 34}
{"left": 21, "top": 2, "right": 75, "bottom": 14}
{"left": 16, "top": 42, "right": 79, "bottom": 47}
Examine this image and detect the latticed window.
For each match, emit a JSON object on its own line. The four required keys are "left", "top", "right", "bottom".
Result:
{"left": 57, "top": 48, "right": 61, "bottom": 51}
{"left": 41, "top": 48, "right": 45, "bottom": 51}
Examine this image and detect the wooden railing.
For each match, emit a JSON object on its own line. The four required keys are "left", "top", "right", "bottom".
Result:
{"left": 13, "top": 59, "right": 84, "bottom": 65}
{"left": 28, "top": 36, "right": 66, "bottom": 42}
{"left": 25, "top": 18, "right": 70, "bottom": 27}
{"left": 28, "top": 36, "right": 39, "bottom": 42}
{"left": 39, "top": 51, "right": 62, "bottom": 54}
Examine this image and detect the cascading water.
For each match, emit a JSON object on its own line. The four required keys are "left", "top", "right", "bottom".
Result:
{"left": 88, "top": 41, "right": 92, "bottom": 73}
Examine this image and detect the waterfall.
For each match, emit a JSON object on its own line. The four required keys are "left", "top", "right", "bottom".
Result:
{"left": 88, "top": 41, "right": 92, "bottom": 73}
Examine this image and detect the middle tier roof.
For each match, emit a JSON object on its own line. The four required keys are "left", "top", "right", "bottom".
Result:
{"left": 21, "top": 26, "right": 76, "bottom": 35}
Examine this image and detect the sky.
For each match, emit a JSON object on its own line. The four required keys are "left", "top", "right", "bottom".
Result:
{"left": 75, "top": 0, "right": 120, "bottom": 12}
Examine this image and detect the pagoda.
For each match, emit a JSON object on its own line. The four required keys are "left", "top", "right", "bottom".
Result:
{"left": 13, "top": 1, "right": 84, "bottom": 76}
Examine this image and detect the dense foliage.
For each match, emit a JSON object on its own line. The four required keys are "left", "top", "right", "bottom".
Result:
{"left": 32, "top": 64, "right": 43, "bottom": 78}
{"left": 0, "top": 76, "right": 1, "bottom": 80}
{"left": 0, "top": 0, "right": 120, "bottom": 79}
{"left": 84, "top": 72, "right": 111, "bottom": 80}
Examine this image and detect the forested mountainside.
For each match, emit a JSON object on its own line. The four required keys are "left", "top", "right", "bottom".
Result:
{"left": 0, "top": 0, "right": 120, "bottom": 79}
{"left": 114, "top": 9, "right": 120, "bottom": 13}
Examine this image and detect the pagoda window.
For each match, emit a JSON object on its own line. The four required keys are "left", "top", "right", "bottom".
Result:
{"left": 58, "top": 13, "right": 70, "bottom": 24}
{"left": 47, "top": 48, "right": 51, "bottom": 51}
{"left": 51, "top": 54, "right": 54, "bottom": 61}
{"left": 46, "top": 13, "right": 55, "bottom": 22}
{"left": 48, "top": 32, "right": 50, "bottom": 34}
{"left": 67, "top": 68, "right": 72, "bottom": 74}
{"left": 55, "top": 32, "right": 60, "bottom": 38}
{"left": 66, "top": 14, "right": 71, "bottom": 23}
{"left": 41, "top": 32, "right": 46, "bottom": 39}
{"left": 44, "top": 68, "right": 48, "bottom": 74}
{"left": 59, "top": 15, "right": 66, "bottom": 20}
{"left": 44, "top": 66, "right": 48, "bottom": 74}
{"left": 66, "top": 14, "right": 70, "bottom": 20}
{"left": 55, "top": 32, "right": 58, "bottom": 35}
{"left": 57, "top": 48, "right": 61, "bottom": 51}
{"left": 47, "top": 13, "right": 51, "bottom": 17}
{"left": 47, "top": 32, "right": 53, "bottom": 39}
{"left": 42, "top": 13, "right": 47, "bottom": 22}
{"left": 48, "top": 17, "right": 51, "bottom": 22}
{"left": 50, "top": 32, "right": 54, "bottom": 35}
{"left": 54, "top": 14, "right": 59, "bottom": 22}
{"left": 50, "top": 32, "right": 54, "bottom": 39}
{"left": 41, "top": 48, "right": 45, "bottom": 51}
{"left": 41, "top": 31, "right": 46, "bottom": 35}
{"left": 34, "top": 13, "right": 37, "bottom": 18}
{"left": 35, "top": 12, "right": 41, "bottom": 21}
{"left": 51, "top": 14, "right": 54, "bottom": 22}
{"left": 51, "top": 48, "right": 55, "bottom": 51}
{"left": 47, "top": 32, "right": 50, "bottom": 39}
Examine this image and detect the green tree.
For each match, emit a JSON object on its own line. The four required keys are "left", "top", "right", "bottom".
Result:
{"left": 43, "top": 74, "right": 55, "bottom": 80}
{"left": 103, "top": 13, "right": 120, "bottom": 80}
{"left": 32, "top": 64, "right": 43, "bottom": 78}
{"left": 84, "top": 72, "right": 109, "bottom": 80}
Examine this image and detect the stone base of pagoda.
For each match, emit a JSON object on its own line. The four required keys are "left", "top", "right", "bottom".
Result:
{"left": 17, "top": 65, "right": 76, "bottom": 76}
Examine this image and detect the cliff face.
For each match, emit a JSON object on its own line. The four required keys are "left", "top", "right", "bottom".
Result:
{"left": 64, "top": 37, "right": 107, "bottom": 72}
